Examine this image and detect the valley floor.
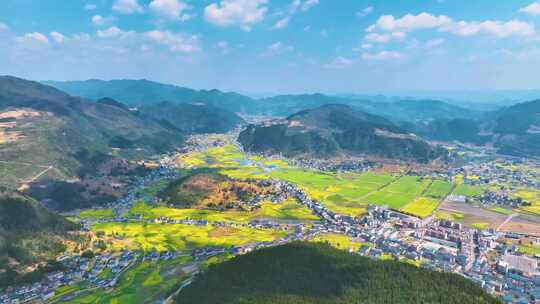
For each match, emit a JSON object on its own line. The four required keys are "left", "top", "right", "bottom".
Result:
{"left": 3, "top": 132, "right": 540, "bottom": 304}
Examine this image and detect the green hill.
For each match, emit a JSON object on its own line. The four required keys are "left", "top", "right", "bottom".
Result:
{"left": 0, "top": 76, "right": 184, "bottom": 189}
{"left": 44, "top": 79, "right": 257, "bottom": 113}
{"left": 0, "top": 193, "right": 77, "bottom": 287}
{"left": 239, "top": 104, "right": 445, "bottom": 162}
{"left": 177, "top": 242, "right": 499, "bottom": 304}
{"left": 139, "top": 102, "right": 245, "bottom": 134}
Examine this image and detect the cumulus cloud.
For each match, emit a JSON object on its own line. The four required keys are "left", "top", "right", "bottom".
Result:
{"left": 50, "top": 32, "right": 66, "bottom": 43}
{"left": 440, "top": 20, "right": 535, "bottom": 38}
{"left": 368, "top": 13, "right": 452, "bottom": 33}
{"left": 97, "top": 26, "right": 132, "bottom": 39}
{"left": 324, "top": 56, "right": 353, "bottom": 69}
{"left": 92, "top": 15, "right": 114, "bottom": 26}
{"left": 145, "top": 30, "right": 200, "bottom": 53}
{"left": 364, "top": 31, "right": 405, "bottom": 43}
{"left": 16, "top": 32, "right": 49, "bottom": 43}
{"left": 520, "top": 2, "right": 540, "bottom": 16}
{"left": 149, "top": 0, "right": 192, "bottom": 21}
{"left": 361, "top": 50, "right": 401, "bottom": 60}
{"left": 367, "top": 12, "right": 536, "bottom": 39}
{"left": 260, "top": 41, "right": 293, "bottom": 57}
{"left": 204, "top": 0, "right": 268, "bottom": 31}
{"left": 357, "top": 6, "right": 373, "bottom": 17}
{"left": 84, "top": 3, "right": 97, "bottom": 10}
{"left": 112, "top": 0, "right": 143, "bottom": 14}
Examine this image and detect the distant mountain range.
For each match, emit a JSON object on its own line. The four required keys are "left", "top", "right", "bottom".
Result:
{"left": 44, "top": 79, "right": 481, "bottom": 122}
{"left": 37, "top": 78, "right": 540, "bottom": 158}
{"left": 239, "top": 104, "right": 446, "bottom": 162}
{"left": 44, "top": 79, "right": 257, "bottom": 113}
{"left": 139, "top": 101, "right": 244, "bottom": 134}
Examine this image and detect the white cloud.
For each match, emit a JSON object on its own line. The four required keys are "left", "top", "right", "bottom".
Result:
{"left": 364, "top": 32, "right": 405, "bottom": 43}
{"left": 324, "top": 56, "right": 353, "bottom": 69}
{"left": 361, "top": 50, "right": 401, "bottom": 61}
{"left": 16, "top": 32, "right": 49, "bottom": 43}
{"left": 441, "top": 20, "right": 535, "bottom": 38}
{"left": 301, "top": 0, "right": 319, "bottom": 12}
{"left": 0, "top": 23, "right": 8, "bottom": 32}
{"left": 273, "top": 16, "right": 291, "bottom": 29}
{"left": 361, "top": 43, "right": 372, "bottom": 49}
{"left": 520, "top": 2, "right": 540, "bottom": 16}
{"left": 112, "top": 0, "right": 143, "bottom": 14}
{"left": 368, "top": 13, "right": 452, "bottom": 33}
{"left": 273, "top": 0, "right": 318, "bottom": 30}
{"left": 97, "top": 26, "right": 132, "bottom": 38}
{"left": 367, "top": 12, "right": 536, "bottom": 40}
{"left": 50, "top": 32, "right": 66, "bottom": 43}
{"left": 92, "top": 15, "right": 114, "bottom": 26}
{"left": 204, "top": 0, "right": 268, "bottom": 31}
{"left": 424, "top": 38, "right": 444, "bottom": 48}
{"left": 357, "top": 6, "right": 373, "bottom": 17}
{"left": 260, "top": 41, "right": 293, "bottom": 57}
{"left": 145, "top": 30, "right": 200, "bottom": 53}
{"left": 149, "top": 0, "right": 192, "bottom": 20}
{"left": 84, "top": 3, "right": 97, "bottom": 10}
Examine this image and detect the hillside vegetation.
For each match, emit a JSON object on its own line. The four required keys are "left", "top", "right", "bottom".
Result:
{"left": 177, "top": 242, "right": 499, "bottom": 304}
{"left": 159, "top": 169, "right": 272, "bottom": 211}
{"left": 0, "top": 193, "right": 78, "bottom": 287}
{"left": 139, "top": 102, "right": 245, "bottom": 134}
{"left": 239, "top": 104, "right": 445, "bottom": 162}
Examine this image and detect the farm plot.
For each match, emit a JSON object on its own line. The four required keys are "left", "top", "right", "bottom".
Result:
{"left": 364, "top": 175, "right": 432, "bottom": 210}
{"left": 91, "top": 222, "right": 287, "bottom": 252}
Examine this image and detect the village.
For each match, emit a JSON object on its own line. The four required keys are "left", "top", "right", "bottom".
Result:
{"left": 2, "top": 132, "right": 540, "bottom": 304}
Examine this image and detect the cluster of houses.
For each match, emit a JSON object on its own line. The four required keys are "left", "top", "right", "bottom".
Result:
{"left": 0, "top": 250, "right": 141, "bottom": 304}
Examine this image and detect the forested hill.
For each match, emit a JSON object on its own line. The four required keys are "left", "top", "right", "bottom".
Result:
{"left": 44, "top": 79, "right": 257, "bottom": 113}
{"left": 238, "top": 104, "right": 445, "bottom": 162}
{"left": 177, "top": 242, "right": 499, "bottom": 304}
{"left": 139, "top": 102, "right": 245, "bottom": 134}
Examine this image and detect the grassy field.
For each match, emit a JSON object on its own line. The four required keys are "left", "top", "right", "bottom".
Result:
{"left": 125, "top": 200, "right": 318, "bottom": 223}
{"left": 435, "top": 210, "right": 465, "bottom": 221}
{"left": 255, "top": 198, "right": 319, "bottom": 221}
{"left": 518, "top": 244, "right": 540, "bottom": 257}
{"left": 400, "top": 197, "right": 440, "bottom": 218}
{"left": 175, "top": 145, "right": 452, "bottom": 218}
{"left": 68, "top": 256, "right": 193, "bottom": 303}
{"left": 453, "top": 184, "right": 484, "bottom": 197}
{"left": 424, "top": 180, "right": 454, "bottom": 199}
{"left": 92, "top": 221, "right": 287, "bottom": 252}
{"left": 311, "top": 233, "right": 370, "bottom": 251}
{"left": 471, "top": 222, "right": 489, "bottom": 230}
{"left": 269, "top": 169, "right": 393, "bottom": 216}
{"left": 515, "top": 188, "right": 540, "bottom": 216}
{"left": 364, "top": 175, "right": 431, "bottom": 209}
{"left": 80, "top": 208, "right": 116, "bottom": 220}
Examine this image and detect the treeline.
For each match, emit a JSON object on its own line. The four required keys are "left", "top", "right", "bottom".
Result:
{"left": 177, "top": 242, "right": 500, "bottom": 304}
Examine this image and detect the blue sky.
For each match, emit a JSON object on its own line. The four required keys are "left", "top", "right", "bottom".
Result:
{"left": 1, "top": 0, "right": 540, "bottom": 94}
